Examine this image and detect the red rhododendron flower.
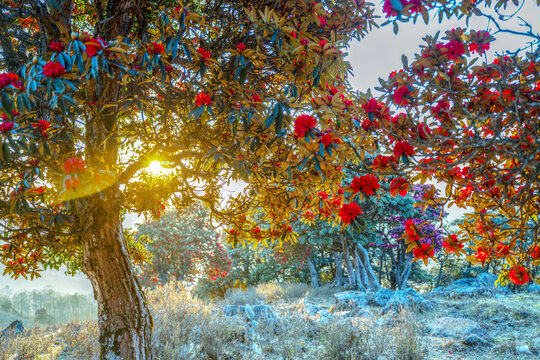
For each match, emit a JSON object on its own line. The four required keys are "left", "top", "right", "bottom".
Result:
{"left": 49, "top": 41, "right": 64, "bottom": 52}
{"left": 65, "top": 177, "right": 80, "bottom": 190}
{"left": 474, "top": 247, "right": 489, "bottom": 264}
{"left": 361, "top": 118, "right": 379, "bottom": 131}
{"left": 350, "top": 175, "right": 380, "bottom": 196}
{"left": 393, "top": 85, "right": 413, "bottom": 106}
{"left": 195, "top": 92, "right": 212, "bottom": 107}
{"left": 33, "top": 119, "right": 50, "bottom": 131}
{"left": 339, "top": 203, "right": 362, "bottom": 224}
{"left": 236, "top": 42, "right": 247, "bottom": 52}
{"left": 442, "top": 234, "right": 464, "bottom": 254}
{"left": 294, "top": 114, "right": 316, "bottom": 138}
{"left": 317, "top": 191, "right": 328, "bottom": 200}
{"left": 531, "top": 246, "right": 540, "bottom": 260}
{"left": 508, "top": 266, "right": 529, "bottom": 285}
{"left": 43, "top": 62, "right": 66, "bottom": 77}
{"left": 495, "top": 243, "right": 510, "bottom": 256}
{"left": 469, "top": 42, "right": 490, "bottom": 54}
{"left": 147, "top": 42, "right": 165, "bottom": 55}
{"left": 390, "top": 177, "right": 409, "bottom": 197}
{"left": 197, "top": 47, "right": 211, "bottom": 61}
{"left": 63, "top": 157, "right": 86, "bottom": 174}
{"left": 393, "top": 140, "right": 415, "bottom": 159}
{"left": 84, "top": 38, "right": 107, "bottom": 57}
{"left": 319, "top": 132, "right": 340, "bottom": 147}
{"left": 0, "top": 73, "right": 19, "bottom": 89}
{"left": 403, "top": 219, "right": 421, "bottom": 242}
{"left": 413, "top": 243, "right": 434, "bottom": 261}
{"left": 372, "top": 155, "right": 395, "bottom": 172}
{"left": 431, "top": 100, "right": 451, "bottom": 123}
{"left": 443, "top": 40, "right": 465, "bottom": 60}
{"left": 0, "top": 122, "right": 14, "bottom": 133}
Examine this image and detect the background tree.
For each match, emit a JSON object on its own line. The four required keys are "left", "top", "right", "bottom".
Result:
{"left": 135, "top": 203, "right": 231, "bottom": 288}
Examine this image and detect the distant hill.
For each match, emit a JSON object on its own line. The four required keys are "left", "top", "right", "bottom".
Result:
{"left": 0, "top": 310, "right": 33, "bottom": 329}
{"left": 0, "top": 266, "right": 92, "bottom": 295}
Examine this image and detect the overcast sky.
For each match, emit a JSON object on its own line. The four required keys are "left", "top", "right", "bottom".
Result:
{"left": 2, "top": 1, "right": 539, "bottom": 295}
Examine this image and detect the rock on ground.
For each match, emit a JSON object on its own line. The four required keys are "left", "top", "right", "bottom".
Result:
{"left": 382, "top": 288, "right": 432, "bottom": 314}
{"left": 426, "top": 316, "right": 492, "bottom": 346}
{"left": 222, "top": 304, "right": 279, "bottom": 324}
{"left": 430, "top": 273, "right": 508, "bottom": 298}
{"left": 299, "top": 298, "right": 332, "bottom": 323}
{"left": 333, "top": 291, "right": 369, "bottom": 309}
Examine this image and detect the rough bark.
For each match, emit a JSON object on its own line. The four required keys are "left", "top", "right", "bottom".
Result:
{"left": 334, "top": 252, "right": 343, "bottom": 286}
{"left": 341, "top": 233, "right": 356, "bottom": 289}
{"left": 399, "top": 252, "right": 413, "bottom": 290}
{"left": 307, "top": 256, "right": 319, "bottom": 288}
{"left": 353, "top": 249, "right": 368, "bottom": 291}
{"left": 356, "top": 244, "right": 380, "bottom": 290}
{"left": 81, "top": 204, "right": 153, "bottom": 359}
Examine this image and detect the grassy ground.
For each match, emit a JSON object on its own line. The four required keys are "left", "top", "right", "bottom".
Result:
{"left": 1, "top": 283, "right": 538, "bottom": 359}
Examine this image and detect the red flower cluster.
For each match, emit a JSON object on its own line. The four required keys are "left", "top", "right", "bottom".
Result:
{"left": 372, "top": 155, "right": 395, "bottom": 172}
{"left": 383, "top": 0, "right": 423, "bottom": 17}
{"left": 389, "top": 177, "right": 409, "bottom": 196}
{"left": 49, "top": 41, "right": 64, "bottom": 52}
{"left": 236, "top": 42, "right": 247, "bottom": 52}
{"left": 474, "top": 247, "right": 489, "bottom": 264}
{"left": 65, "top": 177, "right": 80, "bottom": 190}
{"left": 33, "top": 119, "right": 50, "bottom": 137}
{"left": 413, "top": 243, "right": 434, "bottom": 261}
{"left": 84, "top": 37, "right": 108, "bottom": 57}
{"left": 431, "top": 100, "right": 451, "bottom": 123}
{"left": 0, "top": 72, "right": 19, "bottom": 89}
{"left": 43, "top": 62, "right": 66, "bottom": 77}
{"left": 442, "top": 234, "right": 464, "bottom": 254}
{"left": 393, "top": 85, "right": 413, "bottom": 105}
{"left": 362, "top": 98, "right": 389, "bottom": 120}
{"left": 508, "top": 265, "right": 529, "bottom": 285}
{"left": 393, "top": 140, "right": 415, "bottom": 159}
{"left": 0, "top": 122, "right": 14, "bottom": 133}
{"left": 294, "top": 114, "right": 316, "bottom": 138}
{"left": 531, "top": 246, "right": 540, "bottom": 260}
{"left": 350, "top": 175, "right": 380, "bottom": 196}
{"left": 195, "top": 92, "right": 212, "bottom": 107}
{"left": 63, "top": 157, "right": 86, "bottom": 174}
{"left": 404, "top": 219, "right": 421, "bottom": 242}
{"left": 441, "top": 40, "right": 466, "bottom": 60}
{"left": 197, "top": 47, "right": 211, "bottom": 62}
{"left": 339, "top": 203, "right": 362, "bottom": 224}
{"left": 319, "top": 132, "right": 340, "bottom": 147}
{"left": 147, "top": 42, "right": 165, "bottom": 55}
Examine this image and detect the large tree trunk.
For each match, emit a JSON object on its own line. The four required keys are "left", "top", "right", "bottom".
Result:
{"left": 356, "top": 244, "right": 380, "bottom": 290}
{"left": 81, "top": 203, "right": 153, "bottom": 359}
{"left": 398, "top": 252, "right": 413, "bottom": 290}
{"left": 307, "top": 256, "right": 319, "bottom": 288}
{"left": 353, "top": 249, "right": 368, "bottom": 291}
{"left": 334, "top": 252, "right": 343, "bottom": 286}
{"left": 341, "top": 233, "right": 357, "bottom": 289}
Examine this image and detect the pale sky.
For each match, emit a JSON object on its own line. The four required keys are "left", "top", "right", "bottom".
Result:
{"left": 1, "top": 1, "right": 539, "bottom": 294}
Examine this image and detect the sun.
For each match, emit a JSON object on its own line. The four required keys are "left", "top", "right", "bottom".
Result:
{"left": 147, "top": 160, "right": 166, "bottom": 175}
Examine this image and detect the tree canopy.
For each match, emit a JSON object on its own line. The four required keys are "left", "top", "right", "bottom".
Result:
{"left": 0, "top": 0, "right": 539, "bottom": 358}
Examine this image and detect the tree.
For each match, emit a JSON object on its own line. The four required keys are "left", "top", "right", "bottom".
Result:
{"left": 135, "top": 204, "right": 231, "bottom": 288}
{"left": 0, "top": 0, "right": 538, "bottom": 358}
{"left": 364, "top": 2, "right": 540, "bottom": 286}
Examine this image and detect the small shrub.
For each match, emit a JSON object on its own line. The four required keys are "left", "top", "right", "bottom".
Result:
{"left": 222, "top": 287, "right": 263, "bottom": 305}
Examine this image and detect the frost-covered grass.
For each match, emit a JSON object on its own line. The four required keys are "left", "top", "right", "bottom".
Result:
{"left": 1, "top": 283, "right": 538, "bottom": 360}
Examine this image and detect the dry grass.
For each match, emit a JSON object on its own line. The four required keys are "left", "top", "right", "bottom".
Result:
{"left": 2, "top": 283, "right": 537, "bottom": 360}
